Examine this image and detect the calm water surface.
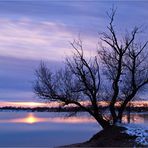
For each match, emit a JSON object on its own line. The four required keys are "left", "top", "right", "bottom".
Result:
{"left": 0, "top": 111, "right": 147, "bottom": 147}
{"left": 0, "top": 112, "right": 99, "bottom": 147}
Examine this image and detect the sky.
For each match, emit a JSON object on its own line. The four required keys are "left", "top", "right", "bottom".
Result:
{"left": 0, "top": 1, "right": 148, "bottom": 102}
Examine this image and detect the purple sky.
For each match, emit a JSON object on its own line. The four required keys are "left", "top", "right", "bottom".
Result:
{"left": 0, "top": 1, "right": 148, "bottom": 102}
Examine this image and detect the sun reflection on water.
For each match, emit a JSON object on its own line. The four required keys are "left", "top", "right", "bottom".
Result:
{"left": 0, "top": 113, "right": 49, "bottom": 124}
{"left": 0, "top": 112, "right": 147, "bottom": 125}
{"left": 12, "top": 113, "right": 95, "bottom": 124}
{"left": 0, "top": 113, "right": 96, "bottom": 124}
{"left": 22, "top": 113, "right": 41, "bottom": 124}
{"left": 12, "top": 113, "right": 49, "bottom": 124}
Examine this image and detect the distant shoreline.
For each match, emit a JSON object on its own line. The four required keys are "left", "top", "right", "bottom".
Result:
{"left": 0, "top": 106, "right": 147, "bottom": 112}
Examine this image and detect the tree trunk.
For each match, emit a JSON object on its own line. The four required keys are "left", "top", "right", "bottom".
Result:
{"left": 109, "top": 104, "right": 117, "bottom": 124}
{"left": 118, "top": 93, "right": 136, "bottom": 122}
{"left": 94, "top": 114, "right": 110, "bottom": 129}
{"left": 118, "top": 106, "right": 125, "bottom": 123}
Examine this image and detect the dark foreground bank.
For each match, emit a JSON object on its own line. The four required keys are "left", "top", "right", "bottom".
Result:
{"left": 61, "top": 126, "right": 146, "bottom": 147}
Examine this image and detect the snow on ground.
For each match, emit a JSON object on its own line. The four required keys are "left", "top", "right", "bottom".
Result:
{"left": 122, "top": 123, "right": 148, "bottom": 146}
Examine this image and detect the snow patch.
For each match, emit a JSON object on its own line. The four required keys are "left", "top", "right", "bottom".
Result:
{"left": 122, "top": 123, "right": 148, "bottom": 146}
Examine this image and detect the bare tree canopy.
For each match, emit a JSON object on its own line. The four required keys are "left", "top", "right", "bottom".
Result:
{"left": 34, "top": 39, "right": 110, "bottom": 129}
{"left": 99, "top": 8, "right": 148, "bottom": 123}
{"left": 34, "top": 8, "right": 148, "bottom": 128}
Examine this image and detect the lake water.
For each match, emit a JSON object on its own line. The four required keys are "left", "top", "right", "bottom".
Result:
{"left": 0, "top": 111, "right": 147, "bottom": 147}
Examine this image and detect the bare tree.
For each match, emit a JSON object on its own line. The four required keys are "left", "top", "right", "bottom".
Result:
{"left": 99, "top": 8, "right": 148, "bottom": 123}
{"left": 34, "top": 8, "right": 148, "bottom": 128}
{"left": 34, "top": 39, "right": 110, "bottom": 129}
{"left": 118, "top": 41, "right": 148, "bottom": 121}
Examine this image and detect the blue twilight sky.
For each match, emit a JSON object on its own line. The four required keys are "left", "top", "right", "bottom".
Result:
{"left": 0, "top": 1, "right": 148, "bottom": 102}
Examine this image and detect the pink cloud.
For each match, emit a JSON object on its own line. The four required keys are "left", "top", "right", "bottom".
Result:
{"left": 0, "top": 18, "right": 98, "bottom": 61}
